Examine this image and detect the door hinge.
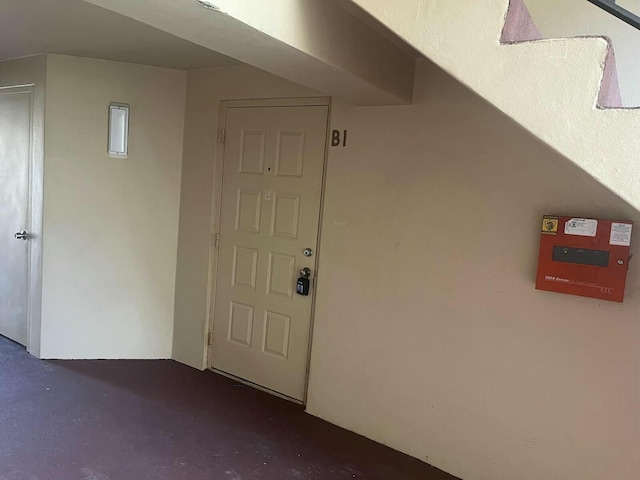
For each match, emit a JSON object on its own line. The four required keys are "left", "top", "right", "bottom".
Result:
{"left": 219, "top": 128, "right": 226, "bottom": 145}
{"left": 215, "top": 233, "right": 220, "bottom": 248}
{"left": 208, "top": 332, "right": 214, "bottom": 347}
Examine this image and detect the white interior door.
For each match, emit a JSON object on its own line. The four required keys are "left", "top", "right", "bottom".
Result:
{"left": 211, "top": 104, "right": 328, "bottom": 401}
{"left": 0, "top": 88, "right": 32, "bottom": 346}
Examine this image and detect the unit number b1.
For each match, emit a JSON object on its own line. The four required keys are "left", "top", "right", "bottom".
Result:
{"left": 332, "top": 129, "right": 348, "bottom": 147}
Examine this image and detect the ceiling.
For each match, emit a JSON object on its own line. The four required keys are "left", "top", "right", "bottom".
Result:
{"left": 0, "top": 0, "right": 241, "bottom": 70}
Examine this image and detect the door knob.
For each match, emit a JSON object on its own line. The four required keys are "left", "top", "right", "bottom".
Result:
{"left": 14, "top": 230, "right": 29, "bottom": 240}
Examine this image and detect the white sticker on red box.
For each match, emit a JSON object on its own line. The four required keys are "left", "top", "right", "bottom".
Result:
{"left": 610, "top": 222, "right": 632, "bottom": 246}
{"left": 564, "top": 218, "right": 597, "bottom": 237}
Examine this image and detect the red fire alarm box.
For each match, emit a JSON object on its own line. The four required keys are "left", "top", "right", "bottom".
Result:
{"left": 535, "top": 215, "right": 632, "bottom": 302}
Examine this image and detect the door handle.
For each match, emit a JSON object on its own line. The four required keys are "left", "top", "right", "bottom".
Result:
{"left": 14, "top": 230, "right": 29, "bottom": 240}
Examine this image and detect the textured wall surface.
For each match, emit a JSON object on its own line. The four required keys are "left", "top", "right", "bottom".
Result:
{"left": 350, "top": 0, "right": 640, "bottom": 219}
{"left": 306, "top": 60, "right": 640, "bottom": 480}
{"left": 41, "top": 55, "right": 186, "bottom": 359}
{"left": 175, "top": 59, "right": 640, "bottom": 480}
{"left": 526, "top": 0, "right": 640, "bottom": 106}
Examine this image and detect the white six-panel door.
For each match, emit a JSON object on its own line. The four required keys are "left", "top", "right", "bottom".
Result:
{"left": 0, "top": 88, "right": 32, "bottom": 346}
{"left": 211, "top": 104, "right": 328, "bottom": 401}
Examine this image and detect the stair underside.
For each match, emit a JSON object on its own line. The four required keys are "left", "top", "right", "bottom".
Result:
{"left": 351, "top": 0, "right": 640, "bottom": 212}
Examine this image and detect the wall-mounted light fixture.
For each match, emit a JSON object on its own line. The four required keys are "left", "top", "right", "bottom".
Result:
{"left": 108, "top": 103, "right": 129, "bottom": 158}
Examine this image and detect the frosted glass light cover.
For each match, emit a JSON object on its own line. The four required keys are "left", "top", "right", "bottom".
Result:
{"left": 108, "top": 104, "right": 129, "bottom": 157}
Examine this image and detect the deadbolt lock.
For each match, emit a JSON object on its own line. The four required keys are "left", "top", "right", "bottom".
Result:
{"left": 299, "top": 267, "right": 311, "bottom": 278}
{"left": 297, "top": 268, "right": 312, "bottom": 296}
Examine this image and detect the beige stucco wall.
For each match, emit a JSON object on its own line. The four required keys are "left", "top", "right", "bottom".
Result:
{"left": 525, "top": 0, "right": 640, "bottom": 106}
{"left": 40, "top": 55, "right": 186, "bottom": 359}
{"left": 308, "top": 61, "right": 640, "bottom": 480}
{"left": 175, "top": 60, "right": 640, "bottom": 480}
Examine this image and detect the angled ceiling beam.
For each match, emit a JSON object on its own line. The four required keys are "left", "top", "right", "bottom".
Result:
{"left": 81, "top": 0, "right": 416, "bottom": 105}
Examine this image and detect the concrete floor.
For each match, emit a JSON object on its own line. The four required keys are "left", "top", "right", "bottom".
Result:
{"left": 0, "top": 335, "right": 459, "bottom": 480}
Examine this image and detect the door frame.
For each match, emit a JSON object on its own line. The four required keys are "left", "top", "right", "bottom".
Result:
{"left": 0, "top": 84, "right": 44, "bottom": 356}
{"left": 205, "top": 97, "right": 331, "bottom": 404}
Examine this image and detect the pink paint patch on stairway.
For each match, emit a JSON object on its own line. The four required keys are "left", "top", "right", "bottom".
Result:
{"left": 501, "top": 0, "right": 543, "bottom": 43}
{"left": 598, "top": 39, "right": 623, "bottom": 108}
{"left": 500, "top": 0, "right": 623, "bottom": 108}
